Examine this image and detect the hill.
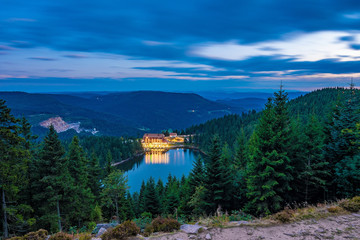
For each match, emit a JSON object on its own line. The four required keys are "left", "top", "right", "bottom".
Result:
{"left": 0, "top": 91, "right": 240, "bottom": 138}
{"left": 185, "top": 87, "right": 360, "bottom": 150}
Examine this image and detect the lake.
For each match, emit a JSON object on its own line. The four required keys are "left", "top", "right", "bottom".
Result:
{"left": 117, "top": 148, "right": 200, "bottom": 193}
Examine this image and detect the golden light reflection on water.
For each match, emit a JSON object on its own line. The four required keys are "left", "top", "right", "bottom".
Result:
{"left": 144, "top": 149, "right": 187, "bottom": 165}
{"left": 145, "top": 150, "right": 169, "bottom": 164}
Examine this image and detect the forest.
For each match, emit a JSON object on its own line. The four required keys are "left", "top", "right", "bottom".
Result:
{"left": 0, "top": 86, "right": 359, "bottom": 238}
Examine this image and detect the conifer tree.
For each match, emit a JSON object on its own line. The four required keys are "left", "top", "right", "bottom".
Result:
{"left": 188, "top": 156, "right": 205, "bottom": 194}
{"left": 105, "top": 150, "right": 113, "bottom": 176}
{"left": 219, "top": 144, "right": 234, "bottom": 210}
{"left": 32, "top": 126, "right": 70, "bottom": 232}
{"left": 300, "top": 115, "right": 328, "bottom": 202}
{"left": 0, "top": 101, "right": 29, "bottom": 238}
{"left": 137, "top": 181, "right": 146, "bottom": 215}
{"left": 66, "top": 136, "right": 95, "bottom": 226}
{"left": 246, "top": 90, "right": 293, "bottom": 216}
{"left": 324, "top": 85, "right": 360, "bottom": 198}
{"left": 88, "top": 151, "right": 102, "bottom": 199}
{"left": 143, "top": 177, "right": 160, "bottom": 216}
{"left": 203, "top": 135, "right": 224, "bottom": 213}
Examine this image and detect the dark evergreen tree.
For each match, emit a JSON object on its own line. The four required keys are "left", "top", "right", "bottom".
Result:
{"left": 143, "top": 177, "right": 160, "bottom": 216}
{"left": 32, "top": 126, "right": 70, "bottom": 232}
{"left": 203, "top": 135, "right": 224, "bottom": 213}
{"left": 0, "top": 101, "right": 30, "bottom": 238}
{"left": 66, "top": 136, "right": 95, "bottom": 227}
{"left": 324, "top": 85, "right": 360, "bottom": 198}
{"left": 188, "top": 156, "right": 205, "bottom": 194}
{"left": 300, "top": 115, "right": 328, "bottom": 202}
{"left": 246, "top": 90, "right": 293, "bottom": 216}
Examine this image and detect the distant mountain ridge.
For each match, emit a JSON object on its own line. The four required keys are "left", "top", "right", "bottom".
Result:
{"left": 0, "top": 91, "right": 249, "bottom": 138}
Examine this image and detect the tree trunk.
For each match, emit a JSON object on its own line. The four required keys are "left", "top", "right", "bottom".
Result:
{"left": 2, "top": 188, "right": 9, "bottom": 239}
{"left": 115, "top": 198, "right": 119, "bottom": 223}
{"left": 57, "top": 199, "right": 62, "bottom": 232}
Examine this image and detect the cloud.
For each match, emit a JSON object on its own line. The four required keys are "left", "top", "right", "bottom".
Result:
{"left": 63, "top": 54, "right": 88, "bottom": 59}
{"left": 191, "top": 31, "right": 360, "bottom": 62}
{"left": 28, "top": 57, "right": 57, "bottom": 61}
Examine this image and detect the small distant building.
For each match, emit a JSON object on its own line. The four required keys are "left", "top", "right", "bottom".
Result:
{"left": 169, "top": 132, "right": 177, "bottom": 138}
{"left": 143, "top": 133, "right": 166, "bottom": 143}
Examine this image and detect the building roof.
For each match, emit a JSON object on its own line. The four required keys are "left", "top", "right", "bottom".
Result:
{"left": 143, "top": 133, "right": 165, "bottom": 138}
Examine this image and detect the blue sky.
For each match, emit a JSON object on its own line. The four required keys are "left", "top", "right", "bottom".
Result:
{"left": 1, "top": 0, "right": 360, "bottom": 92}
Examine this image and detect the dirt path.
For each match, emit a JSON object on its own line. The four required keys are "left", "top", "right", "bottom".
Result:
{"left": 150, "top": 213, "right": 360, "bottom": 240}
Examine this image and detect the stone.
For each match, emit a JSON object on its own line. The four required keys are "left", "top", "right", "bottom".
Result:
{"left": 95, "top": 227, "right": 107, "bottom": 237}
{"left": 230, "top": 221, "right": 249, "bottom": 226}
{"left": 205, "top": 233, "right": 211, "bottom": 240}
{"left": 91, "top": 238, "right": 101, "bottom": 240}
{"left": 180, "top": 224, "right": 207, "bottom": 234}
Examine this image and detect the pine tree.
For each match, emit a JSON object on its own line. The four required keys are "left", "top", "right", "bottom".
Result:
{"left": 32, "top": 126, "right": 70, "bottom": 232}
{"left": 300, "top": 115, "right": 328, "bottom": 202}
{"left": 246, "top": 90, "right": 293, "bottom": 216}
{"left": 188, "top": 156, "right": 205, "bottom": 194}
{"left": 66, "top": 136, "right": 95, "bottom": 227}
{"left": 88, "top": 151, "right": 102, "bottom": 199}
{"left": 105, "top": 150, "right": 113, "bottom": 176}
{"left": 143, "top": 177, "right": 160, "bottom": 216}
{"left": 325, "top": 85, "right": 360, "bottom": 198}
{"left": 0, "top": 101, "right": 29, "bottom": 238}
{"left": 203, "top": 135, "right": 224, "bottom": 213}
{"left": 219, "top": 144, "right": 234, "bottom": 211}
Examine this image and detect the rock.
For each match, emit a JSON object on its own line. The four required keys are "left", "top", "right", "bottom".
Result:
{"left": 91, "top": 238, "right": 101, "bottom": 240}
{"left": 352, "top": 213, "right": 360, "bottom": 218}
{"left": 95, "top": 227, "right": 107, "bottom": 237}
{"left": 180, "top": 224, "right": 207, "bottom": 234}
{"left": 230, "top": 221, "right": 249, "bottom": 226}
{"left": 205, "top": 233, "right": 211, "bottom": 240}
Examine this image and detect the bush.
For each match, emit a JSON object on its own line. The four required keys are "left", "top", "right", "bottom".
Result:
{"left": 143, "top": 217, "right": 180, "bottom": 237}
{"left": 77, "top": 233, "right": 91, "bottom": 240}
{"left": 339, "top": 196, "right": 360, "bottom": 212}
{"left": 24, "top": 229, "right": 48, "bottom": 240}
{"left": 151, "top": 217, "right": 181, "bottom": 232}
{"left": 133, "top": 216, "right": 152, "bottom": 230}
{"left": 9, "top": 229, "right": 50, "bottom": 240}
{"left": 327, "top": 206, "right": 343, "bottom": 213}
{"left": 49, "top": 232, "right": 73, "bottom": 240}
{"left": 101, "top": 221, "right": 140, "bottom": 240}
{"left": 229, "top": 210, "right": 252, "bottom": 221}
{"left": 273, "top": 208, "right": 294, "bottom": 223}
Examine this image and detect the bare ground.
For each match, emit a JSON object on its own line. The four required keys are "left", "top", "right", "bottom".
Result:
{"left": 148, "top": 213, "right": 360, "bottom": 240}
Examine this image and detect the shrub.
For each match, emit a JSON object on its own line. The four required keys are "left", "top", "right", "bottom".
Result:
{"left": 49, "top": 232, "right": 73, "bottom": 240}
{"left": 339, "top": 196, "right": 360, "bottom": 212}
{"left": 101, "top": 221, "right": 140, "bottom": 240}
{"left": 229, "top": 210, "right": 252, "bottom": 221}
{"left": 77, "top": 233, "right": 91, "bottom": 240}
{"left": 327, "top": 206, "right": 343, "bottom": 213}
{"left": 24, "top": 229, "right": 48, "bottom": 240}
{"left": 8, "top": 237, "right": 24, "bottom": 240}
{"left": 150, "top": 217, "right": 180, "bottom": 232}
{"left": 273, "top": 208, "right": 294, "bottom": 223}
{"left": 133, "top": 216, "right": 152, "bottom": 230}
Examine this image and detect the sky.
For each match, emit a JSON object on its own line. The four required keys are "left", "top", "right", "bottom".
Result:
{"left": 1, "top": 0, "right": 360, "bottom": 92}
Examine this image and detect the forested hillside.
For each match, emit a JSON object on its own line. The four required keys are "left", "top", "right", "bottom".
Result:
{"left": 186, "top": 87, "right": 360, "bottom": 151}
{"left": 0, "top": 87, "right": 359, "bottom": 239}
{"left": 0, "top": 91, "right": 239, "bottom": 138}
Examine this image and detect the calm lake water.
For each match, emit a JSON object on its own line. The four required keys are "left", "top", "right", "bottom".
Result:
{"left": 117, "top": 148, "right": 200, "bottom": 193}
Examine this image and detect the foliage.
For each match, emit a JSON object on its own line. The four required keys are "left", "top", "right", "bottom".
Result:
{"left": 339, "top": 196, "right": 360, "bottom": 212}
{"left": 101, "top": 221, "right": 139, "bottom": 240}
{"left": 144, "top": 217, "right": 180, "bottom": 236}
{"left": 48, "top": 232, "right": 73, "bottom": 240}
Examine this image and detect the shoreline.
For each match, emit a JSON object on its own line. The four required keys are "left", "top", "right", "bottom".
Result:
{"left": 111, "top": 145, "right": 206, "bottom": 166}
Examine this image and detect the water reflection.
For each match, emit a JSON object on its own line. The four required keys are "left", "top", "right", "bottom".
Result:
{"left": 117, "top": 148, "right": 201, "bottom": 192}
{"left": 145, "top": 150, "right": 169, "bottom": 164}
